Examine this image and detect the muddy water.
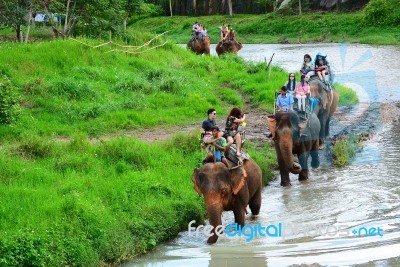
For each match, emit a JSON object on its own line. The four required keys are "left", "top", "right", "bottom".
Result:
{"left": 126, "top": 44, "right": 400, "bottom": 266}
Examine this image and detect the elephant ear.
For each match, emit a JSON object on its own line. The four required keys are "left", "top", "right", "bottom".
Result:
{"left": 229, "top": 166, "right": 248, "bottom": 195}
{"left": 266, "top": 116, "right": 276, "bottom": 139}
{"left": 192, "top": 168, "right": 202, "bottom": 196}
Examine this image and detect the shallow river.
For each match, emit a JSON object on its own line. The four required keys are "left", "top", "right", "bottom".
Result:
{"left": 126, "top": 44, "right": 400, "bottom": 266}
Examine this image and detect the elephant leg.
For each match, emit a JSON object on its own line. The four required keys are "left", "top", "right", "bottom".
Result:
{"left": 310, "top": 149, "right": 320, "bottom": 169}
{"left": 318, "top": 112, "right": 327, "bottom": 149}
{"left": 319, "top": 111, "right": 329, "bottom": 141}
{"left": 248, "top": 189, "right": 261, "bottom": 216}
{"left": 299, "top": 169, "right": 309, "bottom": 181}
{"left": 298, "top": 152, "right": 309, "bottom": 181}
{"left": 325, "top": 116, "right": 331, "bottom": 137}
{"left": 274, "top": 143, "right": 291, "bottom": 186}
{"left": 233, "top": 206, "right": 246, "bottom": 226}
{"left": 277, "top": 153, "right": 291, "bottom": 186}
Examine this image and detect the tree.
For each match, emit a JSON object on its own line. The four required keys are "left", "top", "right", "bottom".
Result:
{"left": 299, "top": 0, "right": 302, "bottom": 15}
{"left": 0, "top": 0, "right": 37, "bottom": 42}
{"left": 40, "top": 0, "right": 89, "bottom": 38}
{"left": 255, "top": 0, "right": 279, "bottom": 12}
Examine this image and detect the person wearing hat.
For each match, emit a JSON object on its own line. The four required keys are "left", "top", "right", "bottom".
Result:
{"left": 314, "top": 52, "right": 330, "bottom": 84}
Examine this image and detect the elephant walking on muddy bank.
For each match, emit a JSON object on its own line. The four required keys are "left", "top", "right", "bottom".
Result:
{"left": 267, "top": 111, "right": 320, "bottom": 186}
{"left": 187, "top": 36, "right": 211, "bottom": 55}
{"left": 192, "top": 159, "right": 262, "bottom": 243}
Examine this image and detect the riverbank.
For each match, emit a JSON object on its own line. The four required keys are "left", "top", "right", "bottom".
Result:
{"left": 129, "top": 12, "right": 400, "bottom": 45}
{"left": 332, "top": 101, "right": 400, "bottom": 166}
{"left": 0, "top": 39, "right": 289, "bottom": 266}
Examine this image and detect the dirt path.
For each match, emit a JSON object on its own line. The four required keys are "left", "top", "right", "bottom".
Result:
{"left": 130, "top": 102, "right": 399, "bottom": 145}
{"left": 88, "top": 87, "right": 400, "bottom": 161}
{"left": 128, "top": 105, "right": 273, "bottom": 144}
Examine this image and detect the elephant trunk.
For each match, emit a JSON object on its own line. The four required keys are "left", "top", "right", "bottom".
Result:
{"left": 204, "top": 194, "right": 223, "bottom": 244}
{"left": 279, "top": 130, "right": 302, "bottom": 174}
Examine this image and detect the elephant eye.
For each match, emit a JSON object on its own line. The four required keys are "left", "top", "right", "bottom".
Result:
{"left": 221, "top": 187, "right": 230, "bottom": 196}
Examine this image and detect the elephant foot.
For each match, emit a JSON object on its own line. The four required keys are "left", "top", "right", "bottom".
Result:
{"left": 290, "top": 162, "right": 302, "bottom": 174}
{"left": 280, "top": 180, "right": 292, "bottom": 187}
{"left": 299, "top": 171, "right": 309, "bottom": 181}
{"left": 311, "top": 158, "right": 320, "bottom": 169}
{"left": 207, "top": 234, "right": 218, "bottom": 244}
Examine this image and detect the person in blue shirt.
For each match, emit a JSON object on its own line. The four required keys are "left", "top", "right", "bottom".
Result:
{"left": 208, "top": 126, "right": 228, "bottom": 167}
{"left": 276, "top": 86, "right": 294, "bottom": 111}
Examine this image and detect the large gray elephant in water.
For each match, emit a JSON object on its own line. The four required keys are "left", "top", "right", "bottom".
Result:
{"left": 216, "top": 40, "right": 243, "bottom": 56}
{"left": 187, "top": 36, "right": 211, "bottom": 55}
{"left": 192, "top": 159, "right": 262, "bottom": 243}
{"left": 308, "top": 78, "right": 339, "bottom": 148}
{"left": 267, "top": 111, "right": 320, "bottom": 186}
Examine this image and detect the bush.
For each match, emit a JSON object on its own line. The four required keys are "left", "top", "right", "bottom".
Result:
{"left": 17, "top": 135, "right": 53, "bottom": 159}
{"left": 50, "top": 79, "right": 97, "bottom": 101}
{"left": 0, "top": 76, "right": 20, "bottom": 125}
{"left": 362, "top": 0, "right": 400, "bottom": 26}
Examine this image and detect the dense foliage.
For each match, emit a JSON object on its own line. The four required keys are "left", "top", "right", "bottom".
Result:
{"left": 152, "top": 0, "right": 371, "bottom": 16}
{"left": 129, "top": 13, "right": 400, "bottom": 45}
{"left": 1, "top": 0, "right": 394, "bottom": 42}
{"left": 362, "top": 0, "right": 400, "bottom": 26}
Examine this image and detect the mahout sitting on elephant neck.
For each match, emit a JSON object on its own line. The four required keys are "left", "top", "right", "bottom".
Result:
{"left": 192, "top": 159, "right": 262, "bottom": 243}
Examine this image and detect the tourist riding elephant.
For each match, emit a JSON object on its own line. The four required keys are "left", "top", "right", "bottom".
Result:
{"left": 192, "top": 159, "right": 262, "bottom": 243}
{"left": 216, "top": 40, "right": 243, "bottom": 56}
{"left": 308, "top": 78, "right": 339, "bottom": 149}
{"left": 267, "top": 111, "right": 320, "bottom": 186}
{"left": 187, "top": 36, "right": 211, "bottom": 55}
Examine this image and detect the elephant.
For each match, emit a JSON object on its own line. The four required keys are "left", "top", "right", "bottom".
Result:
{"left": 215, "top": 40, "right": 243, "bottom": 56}
{"left": 267, "top": 111, "right": 320, "bottom": 186}
{"left": 308, "top": 78, "right": 339, "bottom": 149}
{"left": 187, "top": 36, "right": 211, "bottom": 55}
{"left": 191, "top": 159, "right": 262, "bottom": 243}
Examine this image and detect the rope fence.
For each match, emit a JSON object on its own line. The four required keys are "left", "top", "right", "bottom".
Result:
{"left": 69, "top": 31, "right": 169, "bottom": 54}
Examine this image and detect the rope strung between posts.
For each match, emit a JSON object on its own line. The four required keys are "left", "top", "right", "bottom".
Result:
{"left": 69, "top": 31, "right": 169, "bottom": 54}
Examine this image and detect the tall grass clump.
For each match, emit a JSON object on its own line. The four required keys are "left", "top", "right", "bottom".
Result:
{"left": 335, "top": 83, "right": 358, "bottom": 106}
{"left": 332, "top": 135, "right": 362, "bottom": 166}
{"left": 0, "top": 75, "right": 20, "bottom": 124}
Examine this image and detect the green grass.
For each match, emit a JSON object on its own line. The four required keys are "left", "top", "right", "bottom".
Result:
{"left": 128, "top": 12, "right": 400, "bottom": 45}
{"left": 335, "top": 83, "right": 358, "bottom": 106}
{"left": 332, "top": 135, "right": 363, "bottom": 167}
{"left": 0, "top": 34, "right": 359, "bottom": 265}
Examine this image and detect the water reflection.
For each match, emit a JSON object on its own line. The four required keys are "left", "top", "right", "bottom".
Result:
{"left": 208, "top": 247, "right": 267, "bottom": 267}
